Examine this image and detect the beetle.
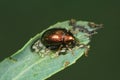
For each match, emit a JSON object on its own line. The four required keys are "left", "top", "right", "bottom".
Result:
{"left": 41, "top": 28, "right": 77, "bottom": 55}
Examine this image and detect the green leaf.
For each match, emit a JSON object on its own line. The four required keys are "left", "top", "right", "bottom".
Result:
{"left": 0, "top": 19, "right": 102, "bottom": 80}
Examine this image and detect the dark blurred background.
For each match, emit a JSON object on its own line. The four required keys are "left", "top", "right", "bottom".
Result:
{"left": 0, "top": 0, "right": 119, "bottom": 80}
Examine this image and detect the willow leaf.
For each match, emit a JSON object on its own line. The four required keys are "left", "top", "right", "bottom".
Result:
{"left": 0, "top": 19, "right": 102, "bottom": 80}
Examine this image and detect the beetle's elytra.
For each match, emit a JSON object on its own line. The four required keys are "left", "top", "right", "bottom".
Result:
{"left": 41, "top": 28, "right": 76, "bottom": 50}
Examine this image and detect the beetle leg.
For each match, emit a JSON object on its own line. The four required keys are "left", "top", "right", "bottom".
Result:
{"left": 66, "top": 45, "right": 74, "bottom": 56}
{"left": 55, "top": 45, "right": 63, "bottom": 56}
{"left": 75, "top": 39, "right": 90, "bottom": 56}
